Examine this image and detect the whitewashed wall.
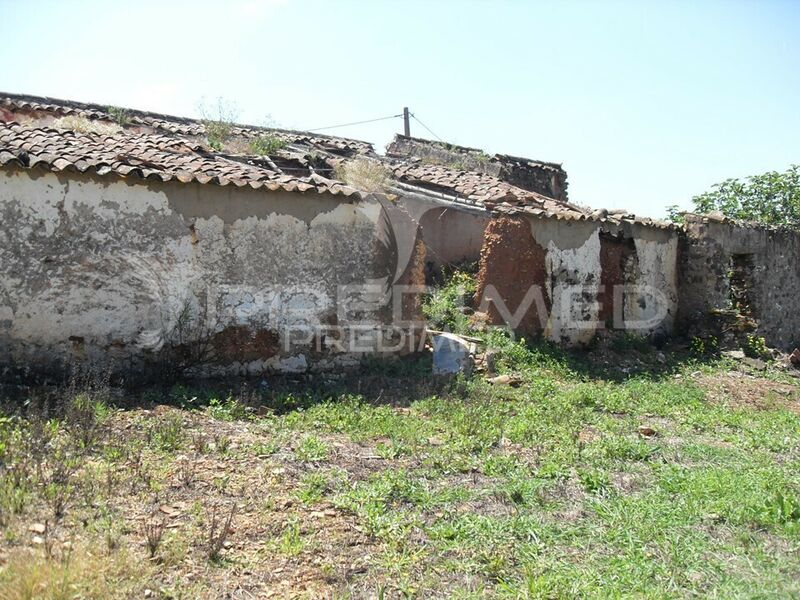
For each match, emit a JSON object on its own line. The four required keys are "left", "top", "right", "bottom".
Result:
{"left": 0, "top": 168, "right": 411, "bottom": 377}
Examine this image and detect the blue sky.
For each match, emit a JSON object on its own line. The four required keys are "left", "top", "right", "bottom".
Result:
{"left": 1, "top": 0, "right": 798, "bottom": 217}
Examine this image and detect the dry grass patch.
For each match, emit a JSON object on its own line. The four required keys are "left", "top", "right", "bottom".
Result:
{"left": 334, "top": 158, "right": 389, "bottom": 193}
{"left": 52, "top": 116, "right": 122, "bottom": 136}
{"left": 0, "top": 543, "right": 152, "bottom": 600}
{"left": 695, "top": 369, "right": 800, "bottom": 413}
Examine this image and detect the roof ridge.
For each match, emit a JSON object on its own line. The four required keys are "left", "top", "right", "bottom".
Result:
{"left": 0, "top": 91, "right": 376, "bottom": 148}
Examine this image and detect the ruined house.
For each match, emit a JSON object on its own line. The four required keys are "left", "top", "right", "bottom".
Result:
{"left": 0, "top": 92, "right": 797, "bottom": 380}
{"left": 0, "top": 93, "right": 428, "bottom": 378}
{"left": 385, "top": 135, "right": 575, "bottom": 273}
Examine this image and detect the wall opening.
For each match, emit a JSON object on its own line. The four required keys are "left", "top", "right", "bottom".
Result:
{"left": 729, "top": 253, "right": 756, "bottom": 317}
{"left": 599, "top": 232, "right": 638, "bottom": 328}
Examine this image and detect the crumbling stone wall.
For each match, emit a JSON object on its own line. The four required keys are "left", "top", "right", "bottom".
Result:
{"left": 679, "top": 214, "right": 800, "bottom": 350}
{"left": 475, "top": 213, "right": 678, "bottom": 345}
{"left": 0, "top": 167, "right": 423, "bottom": 379}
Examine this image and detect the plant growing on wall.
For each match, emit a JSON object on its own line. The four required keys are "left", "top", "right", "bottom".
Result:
{"left": 668, "top": 164, "right": 800, "bottom": 226}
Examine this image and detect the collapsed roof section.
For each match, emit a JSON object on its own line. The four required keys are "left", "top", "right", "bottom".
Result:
{"left": 386, "top": 134, "right": 568, "bottom": 202}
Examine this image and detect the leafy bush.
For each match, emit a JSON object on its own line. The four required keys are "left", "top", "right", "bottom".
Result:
{"left": 669, "top": 164, "right": 800, "bottom": 225}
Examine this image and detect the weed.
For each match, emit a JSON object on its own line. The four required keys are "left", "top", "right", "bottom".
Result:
{"left": 207, "top": 396, "right": 252, "bottom": 422}
{"left": 65, "top": 392, "right": 109, "bottom": 449}
{"left": 755, "top": 491, "right": 800, "bottom": 529}
{"left": 295, "top": 470, "right": 337, "bottom": 504}
{"left": 0, "top": 543, "right": 149, "bottom": 599}
{"left": 610, "top": 332, "right": 652, "bottom": 354}
{"left": 53, "top": 115, "right": 122, "bottom": 136}
{"left": 690, "top": 335, "right": 719, "bottom": 356}
{"left": 744, "top": 335, "right": 770, "bottom": 359}
{"left": 577, "top": 468, "right": 610, "bottom": 494}
{"left": 149, "top": 414, "right": 184, "bottom": 453}
{"left": 422, "top": 268, "right": 477, "bottom": 335}
{"left": 295, "top": 435, "right": 329, "bottom": 462}
{"left": 106, "top": 106, "right": 131, "bottom": 126}
{"left": 199, "top": 97, "right": 238, "bottom": 151}
{"left": 206, "top": 503, "right": 236, "bottom": 561}
{"left": 276, "top": 518, "right": 305, "bottom": 556}
{"left": 334, "top": 158, "right": 389, "bottom": 193}
{"left": 143, "top": 516, "right": 165, "bottom": 560}
{"left": 249, "top": 134, "right": 286, "bottom": 155}
{"left": 94, "top": 512, "right": 124, "bottom": 553}
{"left": 192, "top": 432, "right": 209, "bottom": 454}
{"left": 39, "top": 443, "right": 79, "bottom": 519}
{"left": 213, "top": 433, "right": 232, "bottom": 455}
{"left": 175, "top": 457, "right": 197, "bottom": 488}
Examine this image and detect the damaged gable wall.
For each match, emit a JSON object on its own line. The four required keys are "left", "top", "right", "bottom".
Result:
{"left": 0, "top": 167, "right": 423, "bottom": 379}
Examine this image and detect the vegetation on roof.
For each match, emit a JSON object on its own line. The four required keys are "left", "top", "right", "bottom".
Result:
{"left": 52, "top": 115, "right": 122, "bottom": 136}
{"left": 334, "top": 157, "right": 389, "bottom": 193}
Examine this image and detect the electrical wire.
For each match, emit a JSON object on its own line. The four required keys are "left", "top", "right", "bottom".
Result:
{"left": 410, "top": 112, "right": 444, "bottom": 142}
{"left": 308, "top": 113, "right": 403, "bottom": 132}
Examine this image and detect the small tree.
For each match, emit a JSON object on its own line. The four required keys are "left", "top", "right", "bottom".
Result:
{"left": 670, "top": 164, "right": 800, "bottom": 226}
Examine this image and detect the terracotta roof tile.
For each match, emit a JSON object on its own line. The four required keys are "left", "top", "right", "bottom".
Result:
{"left": 0, "top": 121, "right": 362, "bottom": 198}
{"left": 391, "top": 160, "right": 585, "bottom": 214}
{"left": 0, "top": 92, "right": 375, "bottom": 158}
{"left": 0, "top": 92, "right": 592, "bottom": 218}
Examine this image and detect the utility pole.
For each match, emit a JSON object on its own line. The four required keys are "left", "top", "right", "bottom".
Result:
{"left": 403, "top": 107, "right": 410, "bottom": 137}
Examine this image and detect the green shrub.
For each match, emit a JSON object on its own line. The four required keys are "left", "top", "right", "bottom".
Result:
{"left": 206, "top": 396, "right": 253, "bottom": 422}
{"left": 690, "top": 335, "right": 719, "bottom": 357}
{"left": 422, "top": 269, "right": 477, "bottom": 335}
{"left": 249, "top": 134, "right": 286, "bottom": 155}
{"left": 744, "top": 335, "right": 769, "bottom": 359}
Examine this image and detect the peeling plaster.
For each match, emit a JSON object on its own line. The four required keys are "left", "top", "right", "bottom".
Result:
{"left": 0, "top": 168, "right": 403, "bottom": 376}
{"left": 628, "top": 236, "right": 678, "bottom": 332}
{"left": 543, "top": 228, "right": 602, "bottom": 345}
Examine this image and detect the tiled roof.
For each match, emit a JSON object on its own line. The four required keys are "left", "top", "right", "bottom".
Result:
{"left": 0, "top": 122, "right": 362, "bottom": 197}
{"left": 491, "top": 201, "right": 679, "bottom": 230}
{"left": 0, "top": 92, "right": 588, "bottom": 216}
{"left": 391, "top": 160, "right": 586, "bottom": 215}
{"left": 0, "top": 92, "right": 375, "bottom": 157}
